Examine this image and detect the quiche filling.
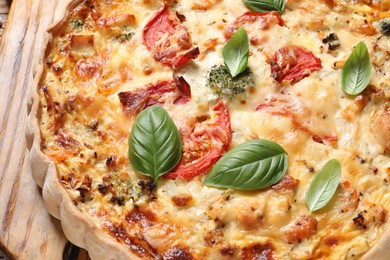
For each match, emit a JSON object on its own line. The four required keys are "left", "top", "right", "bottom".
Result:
{"left": 38, "top": 0, "right": 390, "bottom": 258}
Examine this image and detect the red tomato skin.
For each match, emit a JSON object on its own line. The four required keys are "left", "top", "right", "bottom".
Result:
{"left": 118, "top": 77, "right": 192, "bottom": 114}
{"left": 270, "top": 45, "right": 322, "bottom": 84}
{"left": 143, "top": 5, "right": 199, "bottom": 68}
{"left": 212, "top": 101, "right": 232, "bottom": 150}
{"left": 164, "top": 101, "right": 232, "bottom": 180}
{"left": 143, "top": 5, "right": 175, "bottom": 50}
{"left": 145, "top": 81, "right": 174, "bottom": 107}
{"left": 164, "top": 147, "right": 221, "bottom": 180}
{"left": 224, "top": 11, "right": 285, "bottom": 40}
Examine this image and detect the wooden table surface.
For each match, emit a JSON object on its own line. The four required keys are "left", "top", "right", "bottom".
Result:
{"left": 0, "top": 0, "right": 90, "bottom": 259}
{"left": 1, "top": 2, "right": 11, "bottom": 258}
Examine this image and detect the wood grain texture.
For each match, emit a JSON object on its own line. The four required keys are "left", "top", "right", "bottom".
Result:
{"left": 0, "top": 2, "right": 10, "bottom": 257}
{"left": 0, "top": 0, "right": 88, "bottom": 259}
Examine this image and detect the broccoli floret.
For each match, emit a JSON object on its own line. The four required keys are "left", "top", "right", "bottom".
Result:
{"left": 206, "top": 65, "right": 255, "bottom": 99}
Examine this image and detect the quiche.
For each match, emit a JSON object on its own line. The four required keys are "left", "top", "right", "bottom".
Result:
{"left": 28, "top": 0, "right": 390, "bottom": 259}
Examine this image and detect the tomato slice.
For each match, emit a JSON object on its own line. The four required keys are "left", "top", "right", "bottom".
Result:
{"left": 143, "top": 5, "right": 199, "bottom": 68}
{"left": 145, "top": 80, "right": 176, "bottom": 107}
{"left": 118, "top": 76, "right": 191, "bottom": 116}
{"left": 146, "top": 76, "right": 192, "bottom": 106}
{"left": 270, "top": 45, "right": 322, "bottom": 84}
{"left": 164, "top": 101, "right": 232, "bottom": 180}
{"left": 224, "top": 11, "right": 284, "bottom": 41}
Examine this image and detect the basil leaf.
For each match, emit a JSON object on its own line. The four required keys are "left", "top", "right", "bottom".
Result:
{"left": 306, "top": 159, "right": 341, "bottom": 213}
{"left": 341, "top": 41, "right": 372, "bottom": 95}
{"left": 204, "top": 139, "right": 288, "bottom": 190}
{"left": 243, "top": 0, "right": 286, "bottom": 14}
{"left": 222, "top": 27, "right": 249, "bottom": 77}
{"left": 129, "top": 105, "right": 182, "bottom": 184}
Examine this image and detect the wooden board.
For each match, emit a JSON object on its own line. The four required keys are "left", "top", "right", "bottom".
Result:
{"left": 0, "top": 0, "right": 88, "bottom": 259}
{"left": 0, "top": 1, "right": 9, "bottom": 258}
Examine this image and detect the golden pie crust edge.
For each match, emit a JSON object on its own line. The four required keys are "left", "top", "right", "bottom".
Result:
{"left": 27, "top": 1, "right": 138, "bottom": 258}
{"left": 25, "top": 0, "right": 390, "bottom": 259}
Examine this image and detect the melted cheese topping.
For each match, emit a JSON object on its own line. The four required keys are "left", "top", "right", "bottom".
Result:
{"left": 38, "top": 0, "right": 390, "bottom": 259}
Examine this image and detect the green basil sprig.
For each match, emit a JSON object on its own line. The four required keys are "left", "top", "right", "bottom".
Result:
{"left": 306, "top": 159, "right": 341, "bottom": 213}
{"left": 243, "top": 0, "right": 286, "bottom": 14}
{"left": 129, "top": 105, "right": 182, "bottom": 184}
{"left": 222, "top": 27, "right": 249, "bottom": 77}
{"left": 341, "top": 41, "right": 372, "bottom": 95}
{"left": 204, "top": 139, "right": 288, "bottom": 190}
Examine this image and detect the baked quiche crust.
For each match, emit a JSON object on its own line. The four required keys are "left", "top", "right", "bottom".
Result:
{"left": 28, "top": 0, "right": 390, "bottom": 259}
{"left": 28, "top": 1, "right": 137, "bottom": 258}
